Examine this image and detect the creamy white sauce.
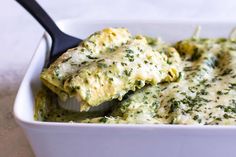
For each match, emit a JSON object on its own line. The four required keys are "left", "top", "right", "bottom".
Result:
{"left": 36, "top": 29, "right": 236, "bottom": 125}
{"left": 84, "top": 38, "right": 236, "bottom": 125}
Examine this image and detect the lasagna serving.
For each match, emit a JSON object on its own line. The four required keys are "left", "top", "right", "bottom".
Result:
{"left": 35, "top": 27, "right": 236, "bottom": 125}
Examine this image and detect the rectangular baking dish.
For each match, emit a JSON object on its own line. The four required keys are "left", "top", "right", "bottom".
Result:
{"left": 14, "top": 19, "right": 236, "bottom": 157}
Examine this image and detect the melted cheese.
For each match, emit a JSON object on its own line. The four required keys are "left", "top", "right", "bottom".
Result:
{"left": 83, "top": 38, "right": 236, "bottom": 125}
{"left": 64, "top": 36, "right": 179, "bottom": 111}
{"left": 35, "top": 29, "right": 236, "bottom": 125}
{"left": 40, "top": 28, "right": 131, "bottom": 100}
{"left": 82, "top": 43, "right": 181, "bottom": 123}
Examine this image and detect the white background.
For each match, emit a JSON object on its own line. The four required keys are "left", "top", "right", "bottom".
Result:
{"left": 1, "top": 0, "right": 236, "bottom": 156}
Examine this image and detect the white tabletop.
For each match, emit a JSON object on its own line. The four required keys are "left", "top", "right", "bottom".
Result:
{"left": 1, "top": 0, "right": 236, "bottom": 156}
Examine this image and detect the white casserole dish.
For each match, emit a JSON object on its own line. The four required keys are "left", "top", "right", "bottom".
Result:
{"left": 14, "top": 20, "right": 236, "bottom": 157}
